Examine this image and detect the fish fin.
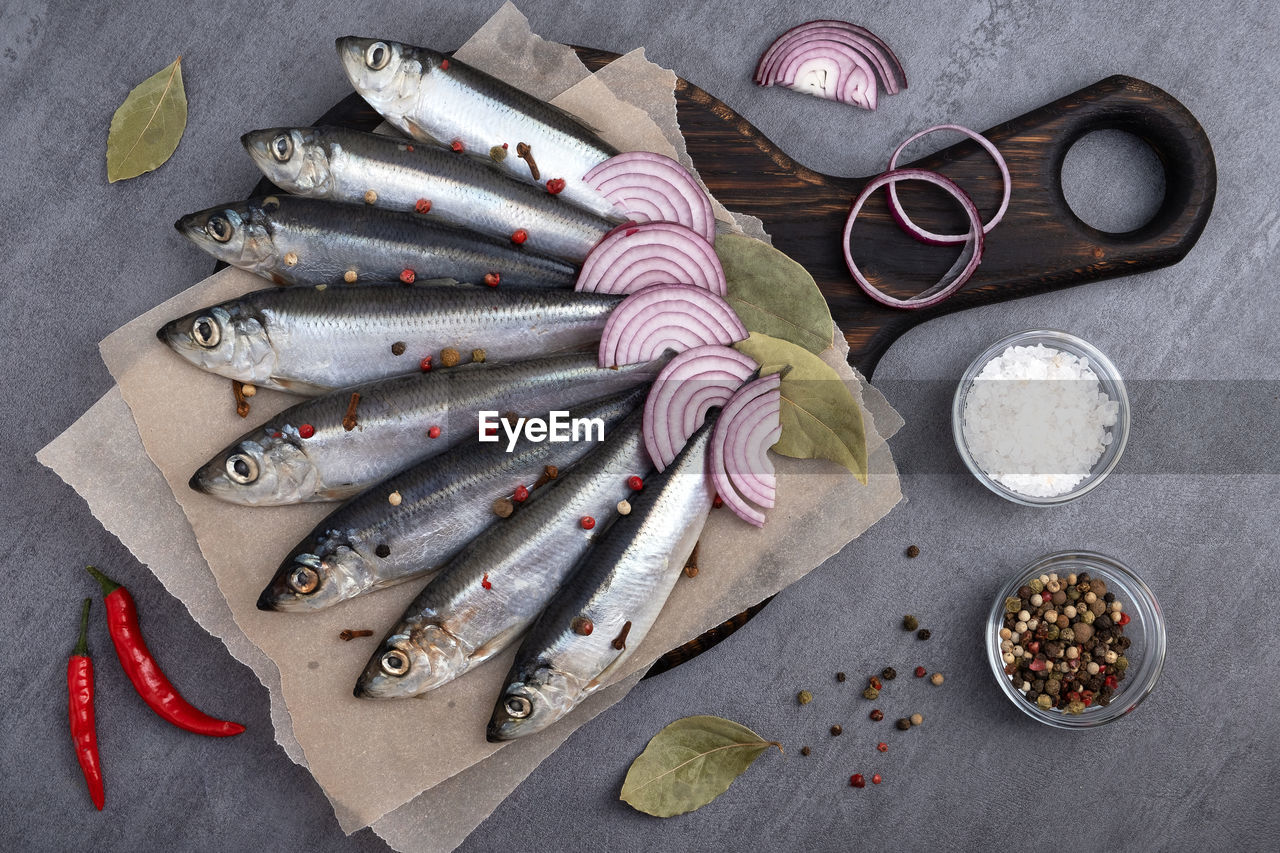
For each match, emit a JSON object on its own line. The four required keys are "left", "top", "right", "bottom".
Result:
{"left": 269, "top": 376, "right": 336, "bottom": 396}
{"left": 402, "top": 117, "right": 441, "bottom": 145}
{"left": 468, "top": 623, "right": 526, "bottom": 664}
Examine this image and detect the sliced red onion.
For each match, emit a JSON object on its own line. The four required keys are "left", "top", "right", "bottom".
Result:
{"left": 598, "top": 284, "right": 748, "bottom": 368}
{"left": 710, "top": 373, "right": 783, "bottom": 527}
{"left": 755, "top": 20, "right": 907, "bottom": 109}
{"left": 643, "top": 345, "right": 757, "bottom": 471}
{"left": 583, "top": 152, "right": 716, "bottom": 243}
{"left": 843, "top": 168, "right": 984, "bottom": 310}
{"left": 577, "top": 222, "right": 726, "bottom": 296}
{"left": 886, "top": 125, "right": 1011, "bottom": 245}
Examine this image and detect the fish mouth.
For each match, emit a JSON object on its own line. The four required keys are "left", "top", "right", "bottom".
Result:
{"left": 255, "top": 587, "right": 279, "bottom": 612}
{"left": 188, "top": 470, "right": 209, "bottom": 493}
{"left": 352, "top": 682, "right": 366, "bottom": 698}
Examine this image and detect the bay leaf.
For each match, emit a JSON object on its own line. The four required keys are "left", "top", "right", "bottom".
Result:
{"left": 107, "top": 57, "right": 187, "bottom": 183}
{"left": 620, "top": 715, "right": 781, "bottom": 818}
{"left": 716, "top": 233, "right": 834, "bottom": 355}
{"left": 734, "top": 332, "right": 867, "bottom": 484}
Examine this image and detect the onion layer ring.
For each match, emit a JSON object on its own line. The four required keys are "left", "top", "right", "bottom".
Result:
{"left": 886, "top": 124, "right": 1010, "bottom": 245}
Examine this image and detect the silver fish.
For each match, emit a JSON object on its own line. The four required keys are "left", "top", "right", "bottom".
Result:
{"left": 158, "top": 285, "right": 621, "bottom": 395}
{"left": 354, "top": 405, "right": 653, "bottom": 699}
{"left": 175, "top": 195, "right": 576, "bottom": 288}
{"left": 487, "top": 415, "right": 715, "bottom": 741}
{"left": 243, "top": 126, "right": 619, "bottom": 262}
{"left": 189, "top": 352, "right": 668, "bottom": 506}
{"left": 257, "top": 388, "right": 645, "bottom": 612}
{"left": 337, "top": 37, "right": 621, "bottom": 220}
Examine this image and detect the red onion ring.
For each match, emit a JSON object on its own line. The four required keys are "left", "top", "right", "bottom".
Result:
{"left": 583, "top": 152, "right": 716, "bottom": 243}
{"left": 598, "top": 284, "right": 748, "bottom": 368}
{"left": 577, "top": 222, "right": 726, "bottom": 296}
{"left": 843, "top": 168, "right": 984, "bottom": 310}
{"left": 756, "top": 20, "right": 907, "bottom": 94}
{"left": 643, "top": 346, "right": 757, "bottom": 471}
{"left": 886, "top": 125, "right": 1010, "bottom": 245}
{"left": 710, "top": 373, "right": 783, "bottom": 526}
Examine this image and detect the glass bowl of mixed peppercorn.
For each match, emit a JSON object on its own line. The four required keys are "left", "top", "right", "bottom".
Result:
{"left": 985, "top": 551, "right": 1166, "bottom": 728}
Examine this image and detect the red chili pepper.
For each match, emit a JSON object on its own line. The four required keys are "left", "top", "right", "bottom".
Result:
{"left": 68, "top": 598, "right": 105, "bottom": 810}
{"left": 86, "top": 566, "right": 244, "bottom": 737}
{"left": 627, "top": 476, "right": 644, "bottom": 491}
{"left": 512, "top": 485, "right": 529, "bottom": 502}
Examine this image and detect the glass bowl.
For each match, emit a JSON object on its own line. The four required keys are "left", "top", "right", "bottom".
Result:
{"left": 985, "top": 551, "right": 1166, "bottom": 728}
{"left": 952, "top": 329, "right": 1130, "bottom": 506}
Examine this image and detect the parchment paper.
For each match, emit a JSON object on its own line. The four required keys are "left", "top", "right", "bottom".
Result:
{"left": 44, "top": 3, "right": 903, "bottom": 847}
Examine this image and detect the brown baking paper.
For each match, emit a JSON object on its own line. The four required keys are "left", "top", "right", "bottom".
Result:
{"left": 45, "top": 3, "right": 904, "bottom": 846}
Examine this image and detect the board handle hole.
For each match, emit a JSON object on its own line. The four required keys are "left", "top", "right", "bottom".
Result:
{"left": 1061, "top": 129, "right": 1166, "bottom": 235}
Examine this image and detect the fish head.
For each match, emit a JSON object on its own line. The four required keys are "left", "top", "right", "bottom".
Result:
{"left": 486, "top": 666, "right": 581, "bottom": 742}
{"left": 189, "top": 430, "right": 320, "bottom": 506}
{"left": 336, "top": 38, "right": 444, "bottom": 133}
{"left": 257, "top": 542, "right": 368, "bottom": 611}
{"left": 157, "top": 302, "right": 277, "bottom": 386}
{"left": 175, "top": 202, "right": 279, "bottom": 278}
{"left": 354, "top": 623, "right": 467, "bottom": 699}
{"left": 242, "top": 128, "right": 334, "bottom": 197}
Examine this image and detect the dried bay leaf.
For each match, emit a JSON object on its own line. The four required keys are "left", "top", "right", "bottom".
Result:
{"left": 107, "top": 56, "right": 187, "bottom": 182}
{"left": 734, "top": 332, "right": 867, "bottom": 483}
{"left": 620, "top": 716, "right": 781, "bottom": 817}
{"left": 716, "top": 233, "right": 833, "bottom": 355}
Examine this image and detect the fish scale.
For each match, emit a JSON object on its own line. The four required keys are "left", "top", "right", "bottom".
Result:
{"left": 354, "top": 404, "right": 654, "bottom": 698}
{"left": 159, "top": 285, "right": 621, "bottom": 394}
{"left": 258, "top": 387, "right": 646, "bottom": 612}
{"left": 189, "top": 352, "right": 669, "bottom": 506}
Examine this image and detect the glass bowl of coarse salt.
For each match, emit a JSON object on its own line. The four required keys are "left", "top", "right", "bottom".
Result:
{"left": 952, "top": 330, "right": 1129, "bottom": 505}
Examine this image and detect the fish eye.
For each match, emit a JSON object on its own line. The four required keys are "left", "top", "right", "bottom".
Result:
{"left": 207, "top": 215, "right": 234, "bottom": 243}
{"left": 288, "top": 564, "right": 319, "bottom": 594}
{"left": 504, "top": 695, "right": 532, "bottom": 719}
{"left": 366, "top": 41, "right": 390, "bottom": 70}
{"left": 271, "top": 133, "right": 293, "bottom": 162}
{"left": 381, "top": 649, "right": 410, "bottom": 676}
{"left": 192, "top": 315, "right": 220, "bottom": 348}
{"left": 225, "top": 452, "right": 259, "bottom": 484}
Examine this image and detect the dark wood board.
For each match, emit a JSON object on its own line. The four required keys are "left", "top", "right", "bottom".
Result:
{"left": 240, "top": 47, "right": 1215, "bottom": 677}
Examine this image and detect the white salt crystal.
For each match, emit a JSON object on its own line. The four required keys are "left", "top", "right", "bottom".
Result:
{"left": 962, "top": 344, "right": 1118, "bottom": 498}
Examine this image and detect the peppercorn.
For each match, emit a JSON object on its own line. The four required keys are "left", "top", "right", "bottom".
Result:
{"left": 917, "top": 629, "right": 931, "bottom": 641}
{"left": 895, "top": 718, "right": 911, "bottom": 731}
{"left": 906, "top": 545, "right": 920, "bottom": 558}
{"left": 869, "top": 709, "right": 884, "bottom": 721}
{"left": 881, "top": 667, "right": 897, "bottom": 681}
{"left": 850, "top": 774, "right": 866, "bottom": 788}
{"left": 440, "top": 347, "right": 460, "bottom": 368}
{"left": 871, "top": 774, "right": 882, "bottom": 785}
{"left": 903, "top": 614, "right": 919, "bottom": 631}
{"left": 830, "top": 725, "right": 842, "bottom": 736}
{"left": 797, "top": 690, "right": 813, "bottom": 705}
{"left": 1036, "top": 694, "right": 1053, "bottom": 710}
{"left": 868, "top": 676, "right": 882, "bottom": 691}
{"left": 862, "top": 686, "right": 879, "bottom": 700}
{"left": 929, "top": 672, "right": 944, "bottom": 686}
{"left": 800, "top": 746, "right": 811, "bottom": 756}
{"left": 910, "top": 713, "right": 923, "bottom": 726}
{"left": 877, "top": 742, "right": 888, "bottom": 752}
{"left": 914, "top": 666, "right": 926, "bottom": 678}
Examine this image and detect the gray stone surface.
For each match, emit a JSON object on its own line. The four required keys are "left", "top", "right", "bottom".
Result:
{"left": 2, "top": 0, "right": 1277, "bottom": 850}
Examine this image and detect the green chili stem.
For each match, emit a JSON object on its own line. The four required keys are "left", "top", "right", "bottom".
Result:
{"left": 73, "top": 598, "right": 91, "bottom": 657}
{"left": 85, "top": 565, "right": 121, "bottom": 597}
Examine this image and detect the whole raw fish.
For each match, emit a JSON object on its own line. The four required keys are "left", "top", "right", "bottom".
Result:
{"left": 175, "top": 195, "right": 576, "bottom": 288}
{"left": 337, "top": 37, "right": 621, "bottom": 219}
{"left": 354, "top": 405, "right": 652, "bottom": 698}
{"left": 487, "top": 415, "right": 715, "bottom": 740}
{"left": 189, "top": 352, "right": 667, "bottom": 506}
{"left": 242, "top": 126, "right": 618, "bottom": 261}
{"left": 258, "top": 388, "right": 644, "bottom": 611}
{"left": 158, "top": 285, "right": 620, "bottom": 395}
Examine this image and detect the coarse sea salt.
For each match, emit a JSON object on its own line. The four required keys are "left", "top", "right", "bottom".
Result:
{"left": 962, "top": 343, "right": 1119, "bottom": 498}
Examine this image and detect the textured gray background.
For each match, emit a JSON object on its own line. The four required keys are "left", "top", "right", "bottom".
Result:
{"left": 2, "top": 0, "right": 1278, "bottom": 850}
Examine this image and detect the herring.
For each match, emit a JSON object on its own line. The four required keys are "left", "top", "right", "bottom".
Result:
{"left": 158, "top": 285, "right": 620, "bottom": 395}
{"left": 243, "top": 126, "right": 620, "bottom": 262}
{"left": 354, "top": 405, "right": 653, "bottom": 699}
{"left": 175, "top": 194, "right": 577, "bottom": 288}
{"left": 258, "top": 388, "right": 645, "bottom": 612}
{"left": 336, "top": 37, "right": 622, "bottom": 220}
{"left": 486, "top": 414, "right": 716, "bottom": 741}
{"left": 188, "top": 352, "right": 668, "bottom": 506}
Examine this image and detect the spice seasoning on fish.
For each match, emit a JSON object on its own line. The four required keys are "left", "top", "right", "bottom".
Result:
{"left": 232, "top": 380, "right": 251, "bottom": 418}
{"left": 67, "top": 598, "right": 104, "bottom": 810}
{"left": 481, "top": 573, "right": 492, "bottom": 590}
{"left": 492, "top": 497, "right": 514, "bottom": 518}
{"left": 489, "top": 146, "right": 507, "bottom": 162}
{"left": 451, "top": 139, "right": 465, "bottom": 152}
{"left": 516, "top": 142, "right": 540, "bottom": 180}
{"left": 387, "top": 491, "right": 402, "bottom": 507}
{"left": 441, "top": 347, "right": 460, "bottom": 367}
{"left": 344, "top": 270, "right": 358, "bottom": 282}
{"left": 612, "top": 620, "right": 632, "bottom": 650}
{"left": 628, "top": 475, "right": 645, "bottom": 491}
{"left": 581, "top": 515, "right": 596, "bottom": 530}
{"left": 427, "top": 425, "right": 441, "bottom": 439}
{"left": 1000, "top": 571, "right": 1131, "bottom": 712}
{"left": 364, "top": 189, "right": 378, "bottom": 204}
{"left": 618, "top": 499, "right": 633, "bottom": 516}
{"left": 339, "top": 629, "right": 374, "bottom": 641}
{"left": 391, "top": 341, "right": 407, "bottom": 356}
{"left": 415, "top": 198, "right": 432, "bottom": 214}
{"left": 421, "top": 356, "right": 434, "bottom": 372}
{"left": 298, "top": 423, "right": 315, "bottom": 439}
{"left": 86, "top": 566, "right": 244, "bottom": 737}
{"left": 533, "top": 465, "right": 559, "bottom": 489}
{"left": 400, "top": 269, "right": 416, "bottom": 284}
{"left": 546, "top": 178, "right": 566, "bottom": 195}
{"left": 571, "top": 617, "right": 593, "bottom": 636}
{"left": 342, "top": 392, "right": 362, "bottom": 431}
{"left": 283, "top": 251, "right": 299, "bottom": 267}
{"left": 511, "top": 229, "right": 529, "bottom": 245}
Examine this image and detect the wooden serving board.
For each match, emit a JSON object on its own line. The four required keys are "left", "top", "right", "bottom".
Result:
{"left": 244, "top": 48, "right": 1215, "bottom": 676}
